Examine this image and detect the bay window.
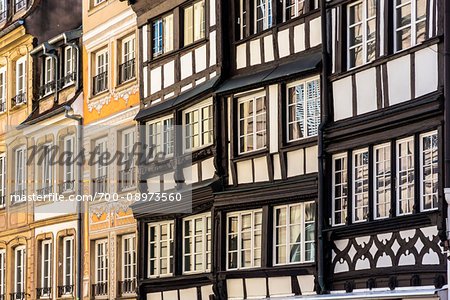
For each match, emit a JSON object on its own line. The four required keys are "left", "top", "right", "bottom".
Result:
{"left": 394, "top": 0, "right": 426, "bottom": 52}
{"left": 347, "top": 0, "right": 376, "bottom": 69}
{"left": 286, "top": 78, "right": 320, "bottom": 141}
{"left": 184, "top": 0, "right": 206, "bottom": 46}
{"left": 373, "top": 143, "right": 391, "bottom": 219}
{"left": 274, "top": 202, "right": 315, "bottom": 265}
{"left": 396, "top": 137, "right": 414, "bottom": 216}
{"left": 184, "top": 100, "right": 213, "bottom": 151}
{"left": 183, "top": 213, "right": 212, "bottom": 273}
{"left": 332, "top": 154, "right": 347, "bottom": 226}
{"left": 352, "top": 149, "right": 369, "bottom": 223}
{"left": 227, "top": 209, "right": 262, "bottom": 270}
{"left": 148, "top": 116, "right": 174, "bottom": 159}
{"left": 153, "top": 14, "right": 174, "bottom": 57}
{"left": 148, "top": 221, "right": 174, "bottom": 277}
{"left": 238, "top": 93, "right": 267, "bottom": 154}
{"left": 420, "top": 131, "right": 438, "bottom": 211}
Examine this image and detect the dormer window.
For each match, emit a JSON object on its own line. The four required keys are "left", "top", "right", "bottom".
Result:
{"left": 63, "top": 46, "right": 75, "bottom": 86}
{"left": 43, "top": 57, "right": 55, "bottom": 96}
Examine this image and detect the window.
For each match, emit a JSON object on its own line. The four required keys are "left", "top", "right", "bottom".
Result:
{"left": 93, "top": 49, "right": 108, "bottom": 95}
{"left": 95, "top": 239, "right": 108, "bottom": 284}
{"left": 287, "top": 78, "right": 320, "bottom": 141}
{"left": 0, "top": 249, "right": 5, "bottom": 297}
{"left": 15, "top": 147, "right": 26, "bottom": 197}
{"left": 63, "top": 136, "right": 75, "bottom": 191}
{"left": 42, "top": 143, "right": 53, "bottom": 193}
{"left": 184, "top": 0, "right": 206, "bottom": 46}
{"left": 14, "top": 246, "right": 25, "bottom": 295}
{"left": 0, "top": 0, "right": 6, "bottom": 21}
{"left": 352, "top": 149, "right": 369, "bottom": 223}
{"left": 0, "top": 155, "right": 4, "bottom": 207}
{"left": 183, "top": 214, "right": 211, "bottom": 274}
{"left": 44, "top": 57, "right": 54, "bottom": 95}
{"left": 274, "top": 202, "right": 315, "bottom": 265}
{"left": 184, "top": 101, "right": 213, "bottom": 151}
{"left": 153, "top": 15, "right": 174, "bottom": 57}
{"left": 396, "top": 137, "right": 414, "bottom": 216}
{"left": 284, "top": 0, "right": 304, "bottom": 21}
{"left": 148, "top": 221, "right": 174, "bottom": 277}
{"left": 15, "top": 0, "right": 26, "bottom": 12}
{"left": 120, "top": 129, "right": 136, "bottom": 191}
{"left": 237, "top": 0, "right": 247, "bottom": 40}
{"left": 227, "top": 209, "right": 262, "bottom": 270}
{"left": 16, "top": 56, "right": 26, "bottom": 98}
{"left": 62, "top": 237, "right": 74, "bottom": 290}
{"left": 95, "top": 138, "right": 107, "bottom": 179}
{"left": 122, "top": 235, "right": 136, "bottom": 283}
{"left": 374, "top": 143, "right": 391, "bottom": 219}
{"left": 238, "top": 93, "right": 266, "bottom": 153}
{"left": 420, "top": 131, "right": 438, "bottom": 211}
{"left": 123, "top": 128, "right": 136, "bottom": 166}
{"left": 94, "top": 0, "right": 106, "bottom": 6}
{"left": 394, "top": 0, "right": 426, "bottom": 52}
{"left": 41, "top": 240, "right": 52, "bottom": 295}
{"left": 148, "top": 116, "right": 174, "bottom": 159}
{"left": 0, "top": 67, "right": 6, "bottom": 112}
{"left": 120, "top": 35, "right": 136, "bottom": 83}
{"left": 64, "top": 46, "right": 74, "bottom": 85}
{"left": 332, "top": 154, "right": 347, "bottom": 226}
{"left": 255, "top": 0, "right": 272, "bottom": 33}
{"left": 347, "top": 0, "right": 376, "bottom": 69}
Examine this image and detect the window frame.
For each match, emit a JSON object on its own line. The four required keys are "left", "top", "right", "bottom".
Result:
{"left": 419, "top": 130, "right": 438, "bottom": 212}
{"left": 283, "top": 0, "right": 305, "bottom": 22}
{"left": 16, "top": 56, "right": 26, "bottom": 97}
{"left": 182, "top": 213, "right": 212, "bottom": 274}
{"left": 237, "top": 91, "right": 267, "bottom": 154}
{"left": 147, "top": 221, "right": 174, "bottom": 278}
{"left": 94, "top": 239, "right": 108, "bottom": 284}
{"left": 394, "top": 0, "right": 427, "bottom": 53}
{"left": 64, "top": 46, "right": 74, "bottom": 86}
{"left": 373, "top": 143, "right": 391, "bottom": 220}
{"left": 226, "top": 209, "right": 263, "bottom": 270}
{"left": 147, "top": 115, "right": 175, "bottom": 160}
{"left": 122, "top": 35, "right": 136, "bottom": 64}
{"left": 0, "top": 248, "right": 5, "bottom": 296}
{"left": 346, "top": 0, "right": 377, "bottom": 69}
{"left": 396, "top": 136, "right": 415, "bottom": 216}
{"left": 122, "top": 234, "right": 136, "bottom": 282}
{"left": 41, "top": 143, "right": 53, "bottom": 191}
{"left": 352, "top": 148, "right": 369, "bottom": 223}
{"left": 273, "top": 202, "right": 315, "bottom": 266}
{"left": 14, "top": 245, "right": 25, "bottom": 294}
{"left": 183, "top": 0, "right": 206, "bottom": 47}
{"left": 63, "top": 135, "right": 75, "bottom": 188}
{"left": 122, "top": 127, "right": 136, "bottom": 168}
{"left": 254, "top": 0, "right": 272, "bottom": 34}
{"left": 183, "top": 99, "right": 214, "bottom": 152}
{"left": 41, "top": 240, "right": 52, "bottom": 294}
{"left": 0, "top": 66, "right": 6, "bottom": 109}
{"left": 95, "top": 137, "right": 108, "bottom": 179}
{"left": 15, "top": 147, "right": 26, "bottom": 197}
{"left": 62, "top": 236, "right": 74, "bottom": 289}
{"left": 286, "top": 77, "right": 321, "bottom": 142}
{"left": 332, "top": 153, "right": 348, "bottom": 226}
{"left": 0, "top": 0, "right": 6, "bottom": 21}
{"left": 152, "top": 14, "right": 174, "bottom": 57}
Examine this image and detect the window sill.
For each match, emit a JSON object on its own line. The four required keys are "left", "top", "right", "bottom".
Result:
{"left": 91, "top": 89, "right": 110, "bottom": 99}
{"left": 281, "top": 136, "right": 318, "bottom": 151}
{"left": 233, "top": 148, "right": 268, "bottom": 162}
{"left": 145, "top": 38, "right": 208, "bottom": 66}
{"left": 116, "top": 77, "right": 137, "bottom": 89}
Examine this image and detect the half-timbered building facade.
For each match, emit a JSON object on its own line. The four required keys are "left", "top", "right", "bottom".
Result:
{"left": 321, "top": 0, "right": 448, "bottom": 297}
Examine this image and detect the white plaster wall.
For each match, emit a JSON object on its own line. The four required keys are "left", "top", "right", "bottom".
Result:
{"left": 163, "top": 290, "right": 178, "bottom": 300}
{"left": 356, "top": 68, "right": 377, "bottom": 115}
{"left": 227, "top": 279, "right": 244, "bottom": 299}
{"left": 305, "top": 146, "right": 318, "bottom": 173}
{"left": 163, "top": 61, "right": 175, "bottom": 88}
{"left": 164, "top": 172, "right": 176, "bottom": 190}
{"left": 180, "top": 288, "right": 197, "bottom": 300}
{"left": 268, "top": 276, "right": 292, "bottom": 297}
{"left": 415, "top": 45, "right": 438, "bottom": 97}
{"left": 147, "top": 292, "right": 162, "bottom": 300}
{"left": 297, "top": 275, "right": 315, "bottom": 295}
{"left": 236, "top": 44, "right": 247, "bottom": 69}
{"left": 264, "top": 35, "right": 274, "bottom": 62}
{"left": 273, "top": 154, "right": 282, "bottom": 180}
{"left": 147, "top": 176, "right": 160, "bottom": 193}
{"left": 310, "top": 17, "right": 322, "bottom": 47}
{"left": 201, "top": 285, "right": 214, "bottom": 300}
{"left": 387, "top": 55, "right": 411, "bottom": 105}
{"left": 237, "top": 160, "right": 253, "bottom": 184}
{"left": 294, "top": 23, "right": 306, "bottom": 53}
{"left": 333, "top": 76, "right": 353, "bottom": 121}
{"left": 250, "top": 39, "right": 262, "bottom": 66}
{"left": 195, "top": 45, "right": 207, "bottom": 73}
{"left": 278, "top": 29, "right": 290, "bottom": 58}
{"left": 209, "top": 0, "right": 216, "bottom": 26}
{"left": 210, "top": 30, "right": 217, "bottom": 67}
{"left": 253, "top": 156, "right": 269, "bottom": 182}
{"left": 201, "top": 157, "right": 216, "bottom": 181}
{"left": 143, "top": 66, "right": 148, "bottom": 98}
{"left": 183, "top": 164, "right": 199, "bottom": 184}
{"left": 150, "top": 66, "right": 161, "bottom": 94}
{"left": 246, "top": 278, "right": 267, "bottom": 298}
{"left": 287, "top": 149, "right": 304, "bottom": 177}
{"left": 142, "top": 24, "right": 148, "bottom": 62}
{"left": 269, "top": 84, "right": 278, "bottom": 153}
{"left": 180, "top": 52, "right": 193, "bottom": 80}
